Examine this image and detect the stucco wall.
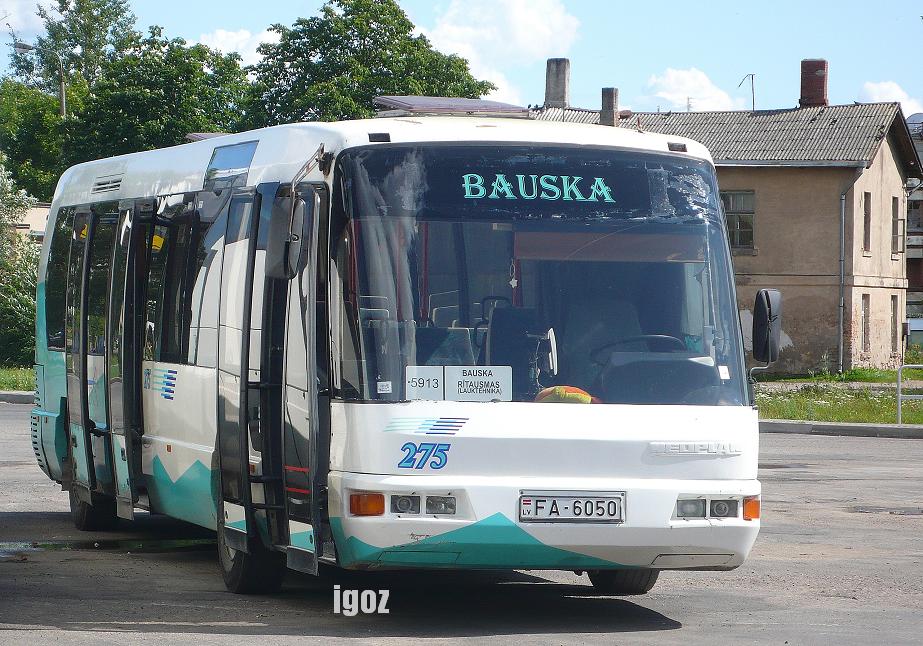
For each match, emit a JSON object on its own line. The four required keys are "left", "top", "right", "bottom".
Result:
{"left": 844, "top": 134, "right": 908, "bottom": 368}
{"left": 716, "top": 143, "right": 908, "bottom": 373}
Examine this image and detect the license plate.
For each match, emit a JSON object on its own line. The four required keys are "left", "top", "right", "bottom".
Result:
{"left": 519, "top": 492, "right": 625, "bottom": 523}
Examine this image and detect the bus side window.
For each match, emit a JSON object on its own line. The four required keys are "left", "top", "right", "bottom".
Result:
{"left": 45, "top": 207, "right": 75, "bottom": 350}
{"left": 188, "top": 192, "right": 228, "bottom": 368}
{"left": 143, "top": 192, "right": 226, "bottom": 366}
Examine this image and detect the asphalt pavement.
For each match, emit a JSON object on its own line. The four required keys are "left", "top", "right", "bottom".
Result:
{"left": 1, "top": 402, "right": 921, "bottom": 645}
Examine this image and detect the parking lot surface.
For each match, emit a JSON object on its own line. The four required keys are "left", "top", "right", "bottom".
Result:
{"left": 1, "top": 402, "right": 921, "bottom": 644}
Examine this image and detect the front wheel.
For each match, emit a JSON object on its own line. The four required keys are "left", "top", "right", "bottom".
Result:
{"left": 588, "top": 568, "right": 659, "bottom": 595}
{"left": 216, "top": 500, "right": 286, "bottom": 594}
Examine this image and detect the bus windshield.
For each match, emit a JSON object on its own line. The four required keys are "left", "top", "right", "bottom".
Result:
{"left": 331, "top": 144, "right": 746, "bottom": 406}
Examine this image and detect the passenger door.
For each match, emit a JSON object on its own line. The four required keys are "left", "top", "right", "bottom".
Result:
{"left": 65, "top": 209, "right": 94, "bottom": 498}
{"left": 64, "top": 205, "right": 119, "bottom": 501}
{"left": 281, "top": 186, "right": 326, "bottom": 574}
{"left": 107, "top": 199, "right": 152, "bottom": 519}
{"left": 215, "top": 188, "right": 261, "bottom": 549}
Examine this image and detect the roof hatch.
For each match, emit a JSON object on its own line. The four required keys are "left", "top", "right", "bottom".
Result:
{"left": 373, "top": 95, "right": 530, "bottom": 119}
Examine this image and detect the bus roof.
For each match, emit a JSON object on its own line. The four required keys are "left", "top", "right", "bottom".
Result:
{"left": 51, "top": 116, "right": 714, "bottom": 208}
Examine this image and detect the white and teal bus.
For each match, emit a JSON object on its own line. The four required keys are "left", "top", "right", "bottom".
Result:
{"left": 31, "top": 97, "right": 781, "bottom": 595}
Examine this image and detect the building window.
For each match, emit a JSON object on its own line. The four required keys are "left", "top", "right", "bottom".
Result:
{"left": 909, "top": 200, "right": 923, "bottom": 232}
{"left": 862, "top": 293, "right": 871, "bottom": 354}
{"left": 892, "top": 196, "right": 905, "bottom": 254}
{"left": 863, "top": 191, "right": 872, "bottom": 252}
{"left": 720, "top": 191, "right": 754, "bottom": 248}
{"left": 892, "top": 294, "right": 900, "bottom": 354}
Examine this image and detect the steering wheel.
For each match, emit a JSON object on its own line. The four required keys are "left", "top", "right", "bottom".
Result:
{"left": 591, "top": 335, "right": 687, "bottom": 364}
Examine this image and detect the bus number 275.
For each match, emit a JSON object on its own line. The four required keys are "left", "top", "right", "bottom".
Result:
{"left": 398, "top": 442, "right": 450, "bottom": 469}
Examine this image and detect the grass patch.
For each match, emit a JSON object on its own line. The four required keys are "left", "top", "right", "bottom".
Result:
{"left": 756, "top": 385, "right": 923, "bottom": 424}
{"left": 0, "top": 367, "right": 35, "bottom": 391}
{"left": 758, "top": 366, "right": 923, "bottom": 383}
{"left": 756, "top": 368, "right": 923, "bottom": 384}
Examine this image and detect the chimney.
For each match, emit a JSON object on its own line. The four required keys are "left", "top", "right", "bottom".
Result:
{"left": 544, "top": 58, "right": 570, "bottom": 108}
{"left": 799, "top": 59, "right": 828, "bottom": 107}
{"left": 600, "top": 87, "right": 618, "bottom": 126}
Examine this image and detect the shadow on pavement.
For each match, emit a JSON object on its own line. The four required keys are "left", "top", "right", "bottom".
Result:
{"left": 0, "top": 513, "right": 680, "bottom": 638}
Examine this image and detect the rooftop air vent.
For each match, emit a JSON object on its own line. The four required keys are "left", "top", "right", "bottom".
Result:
{"left": 373, "top": 95, "right": 530, "bottom": 119}
{"left": 91, "top": 174, "right": 123, "bottom": 194}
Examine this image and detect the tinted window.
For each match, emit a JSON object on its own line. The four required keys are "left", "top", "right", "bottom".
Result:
{"left": 332, "top": 145, "right": 745, "bottom": 406}
{"left": 144, "top": 191, "right": 229, "bottom": 364}
{"left": 204, "top": 141, "right": 258, "bottom": 191}
{"left": 45, "top": 208, "right": 74, "bottom": 350}
{"left": 85, "top": 208, "right": 118, "bottom": 356}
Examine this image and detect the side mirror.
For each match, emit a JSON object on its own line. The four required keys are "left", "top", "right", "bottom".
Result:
{"left": 266, "top": 187, "right": 317, "bottom": 279}
{"left": 545, "top": 327, "right": 558, "bottom": 377}
{"left": 752, "top": 288, "right": 782, "bottom": 364}
{"left": 532, "top": 327, "right": 558, "bottom": 377}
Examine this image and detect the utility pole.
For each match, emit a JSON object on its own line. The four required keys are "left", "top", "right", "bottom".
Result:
{"left": 13, "top": 42, "right": 66, "bottom": 118}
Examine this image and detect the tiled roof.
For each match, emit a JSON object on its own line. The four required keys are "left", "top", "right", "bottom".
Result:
{"left": 533, "top": 103, "right": 921, "bottom": 176}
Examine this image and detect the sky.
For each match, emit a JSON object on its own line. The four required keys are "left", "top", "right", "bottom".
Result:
{"left": 1, "top": 0, "right": 921, "bottom": 116}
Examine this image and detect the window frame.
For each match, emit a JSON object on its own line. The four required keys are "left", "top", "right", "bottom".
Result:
{"left": 891, "top": 294, "right": 900, "bottom": 354}
{"left": 719, "top": 190, "right": 755, "bottom": 250}
{"left": 892, "top": 195, "right": 905, "bottom": 255}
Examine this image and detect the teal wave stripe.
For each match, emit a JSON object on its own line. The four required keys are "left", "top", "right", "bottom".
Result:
{"left": 330, "top": 513, "right": 622, "bottom": 569}
{"left": 148, "top": 456, "right": 217, "bottom": 530}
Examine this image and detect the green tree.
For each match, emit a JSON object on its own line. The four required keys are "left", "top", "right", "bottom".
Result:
{"left": 0, "top": 78, "right": 87, "bottom": 201}
{"left": 0, "top": 152, "right": 39, "bottom": 367}
{"left": 247, "top": 0, "right": 495, "bottom": 125}
{"left": 10, "top": 0, "right": 137, "bottom": 91}
{"left": 67, "top": 27, "right": 250, "bottom": 161}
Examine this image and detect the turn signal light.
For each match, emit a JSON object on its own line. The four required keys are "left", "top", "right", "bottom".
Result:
{"left": 743, "top": 496, "right": 761, "bottom": 520}
{"left": 350, "top": 493, "right": 385, "bottom": 516}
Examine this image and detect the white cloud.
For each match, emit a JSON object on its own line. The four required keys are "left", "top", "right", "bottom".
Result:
{"left": 646, "top": 68, "right": 745, "bottom": 111}
{"left": 860, "top": 81, "right": 923, "bottom": 116}
{"left": 422, "top": 0, "right": 579, "bottom": 105}
{"left": 1, "top": 0, "right": 44, "bottom": 36}
{"left": 197, "top": 28, "right": 281, "bottom": 67}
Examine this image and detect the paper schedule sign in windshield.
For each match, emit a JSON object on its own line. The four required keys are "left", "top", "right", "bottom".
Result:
{"left": 405, "top": 366, "right": 512, "bottom": 402}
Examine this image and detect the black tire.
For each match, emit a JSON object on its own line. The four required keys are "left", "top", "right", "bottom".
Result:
{"left": 69, "top": 487, "right": 118, "bottom": 531}
{"left": 588, "top": 568, "right": 659, "bottom": 595}
{"left": 216, "top": 499, "right": 286, "bottom": 594}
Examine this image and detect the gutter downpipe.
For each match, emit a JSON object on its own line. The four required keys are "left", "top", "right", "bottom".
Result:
{"left": 838, "top": 169, "right": 864, "bottom": 374}
{"left": 838, "top": 192, "right": 846, "bottom": 373}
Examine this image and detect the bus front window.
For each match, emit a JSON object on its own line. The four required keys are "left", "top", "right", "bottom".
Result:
{"left": 331, "top": 144, "right": 746, "bottom": 406}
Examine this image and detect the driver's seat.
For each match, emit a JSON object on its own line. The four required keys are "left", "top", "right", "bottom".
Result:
{"left": 560, "top": 298, "right": 643, "bottom": 390}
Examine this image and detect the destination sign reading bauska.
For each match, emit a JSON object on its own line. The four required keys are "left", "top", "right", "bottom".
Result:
{"left": 462, "top": 173, "right": 616, "bottom": 202}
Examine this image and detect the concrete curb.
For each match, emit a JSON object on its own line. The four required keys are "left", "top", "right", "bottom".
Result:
{"left": 0, "top": 391, "right": 33, "bottom": 404}
{"left": 761, "top": 419, "right": 923, "bottom": 439}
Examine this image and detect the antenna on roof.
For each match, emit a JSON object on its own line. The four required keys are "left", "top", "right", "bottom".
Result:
{"left": 738, "top": 73, "right": 756, "bottom": 111}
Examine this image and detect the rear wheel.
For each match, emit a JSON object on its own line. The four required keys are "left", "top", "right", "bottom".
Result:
{"left": 69, "top": 487, "right": 118, "bottom": 531}
{"left": 588, "top": 568, "right": 659, "bottom": 595}
{"left": 216, "top": 499, "right": 286, "bottom": 594}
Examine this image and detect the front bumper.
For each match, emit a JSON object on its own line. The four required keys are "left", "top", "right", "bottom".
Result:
{"left": 328, "top": 472, "right": 760, "bottom": 570}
